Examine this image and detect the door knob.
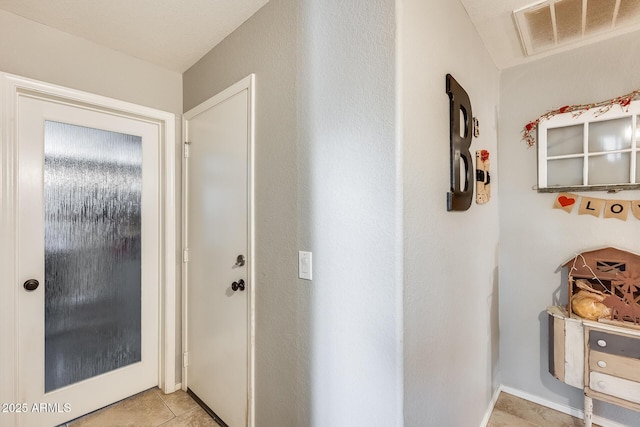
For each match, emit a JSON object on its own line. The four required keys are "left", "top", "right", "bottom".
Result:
{"left": 231, "top": 279, "right": 245, "bottom": 292}
{"left": 23, "top": 279, "right": 39, "bottom": 291}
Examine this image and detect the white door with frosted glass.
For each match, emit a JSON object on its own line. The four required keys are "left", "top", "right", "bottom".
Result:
{"left": 184, "top": 75, "right": 254, "bottom": 427}
{"left": 16, "top": 93, "right": 160, "bottom": 427}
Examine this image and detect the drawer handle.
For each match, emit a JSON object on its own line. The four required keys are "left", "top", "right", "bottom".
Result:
{"left": 597, "top": 339, "right": 607, "bottom": 347}
{"left": 597, "top": 381, "right": 606, "bottom": 389}
{"left": 597, "top": 360, "right": 607, "bottom": 368}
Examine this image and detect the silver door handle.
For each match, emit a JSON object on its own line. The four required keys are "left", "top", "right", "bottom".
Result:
{"left": 233, "top": 254, "right": 245, "bottom": 268}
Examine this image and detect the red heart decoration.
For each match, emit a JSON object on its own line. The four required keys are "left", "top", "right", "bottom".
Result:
{"left": 558, "top": 196, "right": 575, "bottom": 207}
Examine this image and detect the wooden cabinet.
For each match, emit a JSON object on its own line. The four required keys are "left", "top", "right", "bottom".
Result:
{"left": 548, "top": 306, "right": 640, "bottom": 426}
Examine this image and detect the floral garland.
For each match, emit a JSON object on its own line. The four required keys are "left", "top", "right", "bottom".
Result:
{"left": 522, "top": 89, "right": 640, "bottom": 147}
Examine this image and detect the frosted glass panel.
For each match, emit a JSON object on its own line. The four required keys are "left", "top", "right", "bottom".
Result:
{"left": 547, "top": 124, "right": 583, "bottom": 156}
{"left": 588, "top": 153, "right": 630, "bottom": 185}
{"left": 588, "top": 117, "right": 632, "bottom": 152}
{"left": 44, "top": 121, "right": 142, "bottom": 393}
{"left": 547, "top": 157, "right": 583, "bottom": 186}
{"left": 637, "top": 153, "right": 640, "bottom": 183}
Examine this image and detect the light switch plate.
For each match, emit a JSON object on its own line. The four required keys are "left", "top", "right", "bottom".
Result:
{"left": 298, "top": 251, "right": 312, "bottom": 280}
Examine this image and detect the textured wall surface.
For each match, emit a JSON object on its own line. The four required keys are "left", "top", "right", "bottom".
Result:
{"left": 499, "top": 31, "right": 640, "bottom": 425}
{"left": 297, "top": 0, "right": 399, "bottom": 425}
{"left": 184, "top": 0, "right": 400, "bottom": 425}
{"left": 401, "top": 0, "right": 501, "bottom": 425}
{"left": 185, "top": 1, "right": 300, "bottom": 423}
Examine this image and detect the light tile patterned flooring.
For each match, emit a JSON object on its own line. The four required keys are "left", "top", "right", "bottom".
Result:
{"left": 62, "top": 388, "right": 589, "bottom": 426}
{"left": 61, "top": 388, "right": 220, "bottom": 427}
{"left": 488, "top": 392, "right": 599, "bottom": 427}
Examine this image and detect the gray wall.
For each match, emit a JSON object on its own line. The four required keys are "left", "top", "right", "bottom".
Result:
{"left": 499, "top": 31, "right": 640, "bottom": 425}
{"left": 184, "top": 0, "right": 400, "bottom": 425}
{"left": 185, "top": 1, "right": 300, "bottom": 424}
{"left": 401, "top": 0, "right": 501, "bottom": 425}
{"left": 185, "top": 0, "right": 503, "bottom": 425}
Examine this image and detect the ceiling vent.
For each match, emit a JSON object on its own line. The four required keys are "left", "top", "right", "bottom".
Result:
{"left": 514, "top": 0, "right": 640, "bottom": 56}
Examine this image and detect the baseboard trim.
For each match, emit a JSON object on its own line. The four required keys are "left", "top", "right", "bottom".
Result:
{"left": 498, "top": 385, "right": 629, "bottom": 427}
{"left": 479, "top": 386, "right": 502, "bottom": 427}
{"left": 160, "top": 382, "right": 181, "bottom": 394}
{"left": 499, "top": 385, "right": 583, "bottom": 419}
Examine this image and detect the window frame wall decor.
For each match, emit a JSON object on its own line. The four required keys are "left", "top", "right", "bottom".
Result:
{"left": 537, "top": 99, "right": 640, "bottom": 193}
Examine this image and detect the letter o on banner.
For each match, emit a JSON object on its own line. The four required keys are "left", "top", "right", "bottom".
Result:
{"left": 604, "top": 200, "right": 630, "bottom": 221}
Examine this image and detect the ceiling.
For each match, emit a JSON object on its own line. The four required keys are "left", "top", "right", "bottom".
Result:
{"left": 0, "top": 0, "right": 639, "bottom": 72}
{"left": 0, "top": 0, "right": 269, "bottom": 73}
{"left": 460, "top": 0, "right": 640, "bottom": 69}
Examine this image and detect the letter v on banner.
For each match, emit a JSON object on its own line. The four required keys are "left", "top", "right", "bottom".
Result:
{"left": 446, "top": 74, "right": 474, "bottom": 211}
{"left": 633, "top": 201, "right": 640, "bottom": 220}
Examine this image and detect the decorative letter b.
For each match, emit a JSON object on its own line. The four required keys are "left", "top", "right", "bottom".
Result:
{"left": 446, "top": 74, "right": 473, "bottom": 211}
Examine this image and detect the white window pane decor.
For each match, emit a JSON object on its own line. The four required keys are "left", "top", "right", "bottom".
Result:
{"left": 548, "top": 157, "right": 584, "bottom": 186}
{"left": 588, "top": 153, "right": 631, "bottom": 185}
{"left": 537, "top": 102, "right": 640, "bottom": 192}
{"left": 547, "top": 124, "right": 583, "bottom": 156}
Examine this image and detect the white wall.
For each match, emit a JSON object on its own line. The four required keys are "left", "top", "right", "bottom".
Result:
{"left": 0, "top": 9, "right": 184, "bottom": 384}
{"left": 401, "top": 0, "right": 501, "bottom": 425}
{"left": 499, "top": 31, "right": 640, "bottom": 425}
{"left": 184, "top": 0, "right": 401, "bottom": 425}
{"left": 0, "top": 10, "right": 182, "bottom": 114}
{"left": 298, "top": 0, "right": 400, "bottom": 425}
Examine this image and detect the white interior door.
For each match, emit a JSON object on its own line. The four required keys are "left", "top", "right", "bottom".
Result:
{"left": 16, "top": 93, "right": 160, "bottom": 427}
{"left": 184, "top": 76, "right": 254, "bottom": 427}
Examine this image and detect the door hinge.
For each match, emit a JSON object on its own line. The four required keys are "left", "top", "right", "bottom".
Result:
{"left": 183, "top": 352, "right": 189, "bottom": 368}
{"left": 183, "top": 248, "right": 189, "bottom": 263}
{"left": 184, "top": 141, "right": 191, "bottom": 158}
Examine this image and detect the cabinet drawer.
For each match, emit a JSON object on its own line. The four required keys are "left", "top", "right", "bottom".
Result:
{"left": 590, "top": 372, "right": 640, "bottom": 404}
{"left": 590, "top": 350, "right": 640, "bottom": 382}
{"left": 589, "top": 330, "right": 640, "bottom": 359}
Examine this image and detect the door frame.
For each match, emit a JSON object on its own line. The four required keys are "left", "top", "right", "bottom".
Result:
{"left": 182, "top": 74, "right": 256, "bottom": 427}
{"left": 0, "top": 73, "right": 178, "bottom": 424}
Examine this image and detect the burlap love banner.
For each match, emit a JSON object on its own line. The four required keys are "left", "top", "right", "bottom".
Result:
{"left": 553, "top": 193, "right": 640, "bottom": 221}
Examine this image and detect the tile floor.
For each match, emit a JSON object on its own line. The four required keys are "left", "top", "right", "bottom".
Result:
{"left": 62, "top": 388, "right": 590, "bottom": 427}
{"left": 487, "top": 391, "right": 599, "bottom": 427}
{"left": 60, "top": 388, "right": 220, "bottom": 427}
